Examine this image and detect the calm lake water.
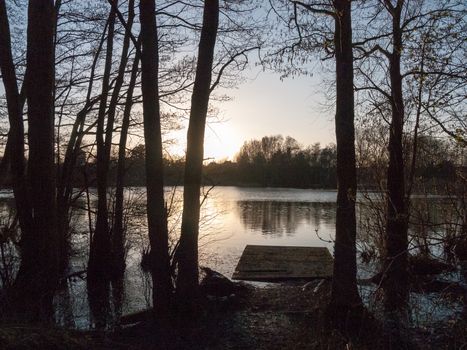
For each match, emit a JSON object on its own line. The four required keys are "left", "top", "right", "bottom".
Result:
{"left": 0, "top": 186, "right": 462, "bottom": 328}
{"left": 68, "top": 187, "right": 340, "bottom": 328}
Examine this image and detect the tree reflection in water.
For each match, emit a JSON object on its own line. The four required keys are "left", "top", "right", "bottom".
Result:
{"left": 237, "top": 201, "right": 336, "bottom": 238}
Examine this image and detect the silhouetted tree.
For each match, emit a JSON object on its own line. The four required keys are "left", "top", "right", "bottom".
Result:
{"left": 0, "top": 0, "right": 31, "bottom": 247}
{"left": 113, "top": 31, "right": 140, "bottom": 277}
{"left": 139, "top": 0, "right": 173, "bottom": 319}
{"left": 88, "top": 1, "right": 117, "bottom": 280}
{"left": 381, "top": 0, "right": 409, "bottom": 326}
{"left": 269, "top": 0, "right": 363, "bottom": 327}
{"left": 326, "top": 0, "right": 363, "bottom": 325}
{"left": 12, "top": 0, "right": 58, "bottom": 322}
{"left": 176, "top": 0, "right": 219, "bottom": 313}
{"left": 56, "top": 19, "right": 108, "bottom": 274}
{"left": 101, "top": 0, "right": 136, "bottom": 277}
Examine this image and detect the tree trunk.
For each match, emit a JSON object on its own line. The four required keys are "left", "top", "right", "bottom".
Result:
{"left": 139, "top": 0, "right": 173, "bottom": 319}
{"left": 13, "top": 0, "right": 57, "bottom": 322}
{"left": 327, "top": 0, "right": 362, "bottom": 328}
{"left": 88, "top": 1, "right": 117, "bottom": 280}
{"left": 0, "top": 0, "right": 33, "bottom": 241}
{"left": 113, "top": 40, "right": 140, "bottom": 277}
{"left": 57, "top": 19, "right": 109, "bottom": 275}
{"left": 176, "top": 0, "right": 219, "bottom": 313}
{"left": 101, "top": 0, "right": 135, "bottom": 277}
{"left": 382, "top": 0, "right": 409, "bottom": 325}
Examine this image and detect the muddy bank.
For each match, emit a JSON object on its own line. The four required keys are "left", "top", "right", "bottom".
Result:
{"left": 111, "top": 278, "right": 466, "bottom": 349}
{"left": 1, "top": 278, "right": 466, "bottom": 349}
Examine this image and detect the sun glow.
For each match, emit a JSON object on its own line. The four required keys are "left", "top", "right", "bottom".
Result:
{"left": 166, "top": 122, "right": 243, "bottom": 162}
{"left": 165, "top": 68, "right": 336, "bottom": 163}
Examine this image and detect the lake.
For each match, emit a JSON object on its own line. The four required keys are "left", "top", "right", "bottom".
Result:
{"left": 0, "top": 186, "right": 462, "bottom": 328}
{"left": 61, "top": 187, "right": 340, "bottom": 328}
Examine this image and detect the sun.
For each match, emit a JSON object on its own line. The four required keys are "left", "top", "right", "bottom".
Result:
{"left": 166, "top": 122, "right": 242, "bottom": 162}
{"left": 204, "top": 123, "right": 243, "bottom": 162}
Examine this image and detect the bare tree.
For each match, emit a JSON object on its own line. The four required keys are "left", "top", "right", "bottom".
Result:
{"left": 139, "top": 0, "right": 173, "bottom": 319}
{"left": 272, "top": 0, "right": 363, "bottom": 327}
{"left": 113, "top": 42, "right": 140, "bottom": 277}
{"left": 176, "top": 0, "right": 219, "bottom": 313}
{"left": 0, "top": 0, "right": 31, "bottom": 248}
{"left": 327, "top": 0, "right": 363, "bottom": 327}
{"left": 353, "top": 0, "right": 466, "bottom": 329}
{"left": 88, "top": 1, "right": 118, "bottom": 280}
{"left": 12, "top": 0, "right": 58, "bottom": 322}
{"left": 381, "top": 0, "right": 409, "bottom": 326}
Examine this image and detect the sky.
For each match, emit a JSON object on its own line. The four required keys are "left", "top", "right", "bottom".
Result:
{"left": 169, "top": 66, "right": 336, "bottom": 161}
{"left": 1, "top": 2, "right": 338, "bottom": 163}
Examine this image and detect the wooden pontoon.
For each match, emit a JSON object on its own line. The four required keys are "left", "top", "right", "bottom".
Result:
{"left": 232, "top": 245, "right": 333, "bottom": 282}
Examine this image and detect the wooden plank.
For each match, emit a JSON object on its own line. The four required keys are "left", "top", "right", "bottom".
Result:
{"left": 232, "top": 245, "right": 333, "bottom": 282}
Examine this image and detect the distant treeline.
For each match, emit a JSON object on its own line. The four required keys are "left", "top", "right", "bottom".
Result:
{"left": 1, "top": 134, "right": 459, "bottom": 190}
{"left": 47, "top": 135, "right": 335, "bottom": 189}
{"left": 126, "top": 135, "right": 338, "bottom": 188}
{"left": 223, "top": 136, "right": 337, "bottom": 188}
{"left": 165, "top": 135, "right": 460, "bottom": 189}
